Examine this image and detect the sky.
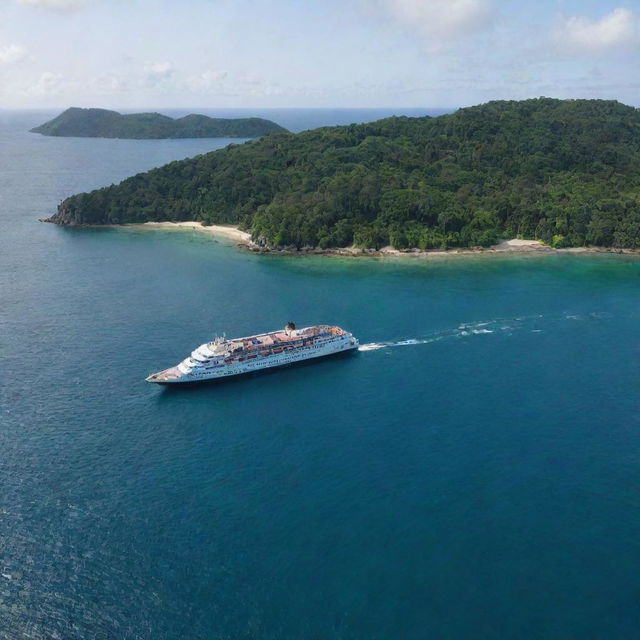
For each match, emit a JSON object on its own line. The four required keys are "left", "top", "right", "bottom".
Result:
{"left": 0, "top": 0, "right": 638, "bottom": 109}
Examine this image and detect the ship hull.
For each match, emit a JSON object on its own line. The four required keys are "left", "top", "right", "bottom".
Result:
{"left": 147, "top": 330, "right": 359, "bottom": 386}
{"left": 150, "top": 347, "right": 358, "bottom": 386}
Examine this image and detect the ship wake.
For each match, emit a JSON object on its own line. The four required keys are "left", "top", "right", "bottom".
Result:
{"left": 357, "top": 311, "right": 610, "bottom": 352}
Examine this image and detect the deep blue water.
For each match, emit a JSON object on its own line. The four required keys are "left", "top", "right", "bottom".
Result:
{"left": 2, "top": 110, "right": 640, "bottom": 639}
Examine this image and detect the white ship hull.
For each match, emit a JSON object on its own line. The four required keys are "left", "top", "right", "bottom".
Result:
{"left": 146, "top": 324, "right": 358, "bottom": 385}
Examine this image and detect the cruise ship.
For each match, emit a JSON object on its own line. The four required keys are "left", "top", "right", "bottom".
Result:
{"left": 146, "top": 323, "right": 359, "bottom": 384}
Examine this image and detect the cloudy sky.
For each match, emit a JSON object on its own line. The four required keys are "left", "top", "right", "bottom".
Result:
{"left": 0, "top": 0, "right": 638, "bottom": 108}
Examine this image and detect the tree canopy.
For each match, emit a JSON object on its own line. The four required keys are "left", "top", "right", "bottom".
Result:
{"left": 31, "top": 107, "right": 288, "bottom": 139}
{"left": 49, "top": 98, "right": 640, "bottom": 250}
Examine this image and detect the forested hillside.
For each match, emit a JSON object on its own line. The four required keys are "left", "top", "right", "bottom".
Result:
{"left": 49, "top": 98, "right": 640, "bottom": 249}
{"left": 31, "top": 108, "right": 288, "bottom": 139}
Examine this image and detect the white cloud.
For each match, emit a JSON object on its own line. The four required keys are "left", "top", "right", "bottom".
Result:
{"left": 554, "top": 8, "right": 639, "bottom": 54}
{"left": 185, "top": 70, "right": 229, "bottom": 93}
{"left": 16, "top": 0, "right": 88, "bottom": 10}
{"left": 26, "top": 71, "right": 65, "bottom": 96}
{"left": 89, "top": 72, "right": 126, "bottom": 94}
{"left": 380, "top": 0, "right": 494, "bottom": 42}
{"left": 0, "top": 44, "right": 27, "bottom": 64}
{"left": 144, "top": 61, "right": 174, "bottom": 78}
{"left": 142, "top": 61, "right": 175, "bottom": 87}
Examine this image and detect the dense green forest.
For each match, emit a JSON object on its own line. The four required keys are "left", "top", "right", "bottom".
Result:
{"left": 49, "top": 98, "right": 640, "bottom": 249}
{"left": 31, "top": 107, "right": 288, "bottom": 139}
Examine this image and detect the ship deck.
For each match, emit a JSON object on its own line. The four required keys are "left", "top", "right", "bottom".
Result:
{"left": 146, "top": 365, "right": 182, "bottom": 383}
{"left": 219, "top": 325, "right": 345, "bottom": 350}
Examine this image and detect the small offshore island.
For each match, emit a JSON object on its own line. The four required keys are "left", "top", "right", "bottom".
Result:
{"left": 47, "top": 98, "right": 640, "bottom": 253}
{"left": 31, "top": 107, "right": 288, "bottom": 139}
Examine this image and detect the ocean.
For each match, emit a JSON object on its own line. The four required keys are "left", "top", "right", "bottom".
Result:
{"left": 2, "top": 109, "right": 640, "bottom": 639}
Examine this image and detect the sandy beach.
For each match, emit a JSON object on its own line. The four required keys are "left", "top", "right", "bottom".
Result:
{"left": 111, "top": 221, "right": 638, "bottom": 259}
{"left": 119, "top": 221, "right": 253, "bottom": 244}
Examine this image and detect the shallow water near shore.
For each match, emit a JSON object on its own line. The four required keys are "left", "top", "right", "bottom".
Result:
{"left": 3, "top": 111, "right": 640, "bottom": 639}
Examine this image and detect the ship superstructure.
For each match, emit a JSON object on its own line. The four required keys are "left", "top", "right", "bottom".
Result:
{"left": 146, "top": 323, "right": 358, "bottom": 384}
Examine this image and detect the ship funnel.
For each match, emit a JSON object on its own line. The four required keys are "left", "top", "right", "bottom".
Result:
{"left": 285, "top": 321, "right": 296, "bottom": 336}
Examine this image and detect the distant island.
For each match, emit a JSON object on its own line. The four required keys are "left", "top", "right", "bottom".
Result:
{"left": 31, "top": 107, "right": 288, "bottom": 139}
{"left": 47, "top": 98, "right": 640, "bottom": 251}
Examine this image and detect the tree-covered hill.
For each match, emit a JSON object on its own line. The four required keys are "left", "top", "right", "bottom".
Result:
{"left": 48, "top": 98, "right": 640, "bottom": 249}
{"left": 31, "top": 107, "right": 288, "bottom": 139}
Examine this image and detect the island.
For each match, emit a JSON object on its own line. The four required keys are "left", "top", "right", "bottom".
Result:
{"left": 46, "top": 98, "right": 640, "bottom": 251}
{"left": 30, "top": 107, "right": 289, "bottom": 139}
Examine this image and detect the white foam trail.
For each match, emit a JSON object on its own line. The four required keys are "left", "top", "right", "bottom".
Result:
{"left": 358, "top": 336, "right": 442, "bottom": 352}
{"left": 359, "top": 321, "right": 498, "bottom": 351}
{"left": 358, "top": 343, "right": 385, "bottom": 351}
{"left": 357, "top": 311, "right": 611, "bottom": 354}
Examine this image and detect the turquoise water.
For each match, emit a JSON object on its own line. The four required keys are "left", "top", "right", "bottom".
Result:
{"left": 2, "top": 111, "right": 640, "bottom": 639}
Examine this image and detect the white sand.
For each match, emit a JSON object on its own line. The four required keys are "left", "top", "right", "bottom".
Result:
{"left": 336, "top": 239, "right": 549, "bottom": 258}
{"left": 117, "top": 225, "right": 546, "bottom": 254}
{"left": 109, "top": 226, "right": 633, "bottom": 259}
{"left": 121, "top": 221, "right": 252, "bottom": 244}
{"left": 493, "top": 239, "right": 547, "bottom": 250}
